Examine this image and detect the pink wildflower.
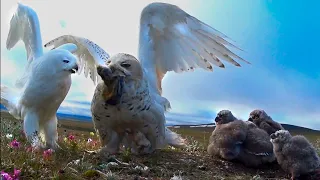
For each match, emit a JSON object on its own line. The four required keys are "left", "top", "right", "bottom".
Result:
{"left": 1, "top": 171, "right": 13, "bottom": 180}
{"left": 13, "top": 169, "right": 21, "bottom": 179}
{"left": 43, "top": 149, "right": 53, "bottom": 160}
{"left": 92, "top": 140, "right": 98, "bottom": 147}
{"left": 10, "top": 139, "right": 20, "bottom": 149}
{"left": 26, "top": 146, "right": 33, "bottom": 152}
{"left": 87, "top": 138, "right": 98, "bottom": 147}
{"left": 68, "top": 134, "right": 75, "bottom": 141}
{"left": 1, "top": 169, "right": 21, "bottom": 180}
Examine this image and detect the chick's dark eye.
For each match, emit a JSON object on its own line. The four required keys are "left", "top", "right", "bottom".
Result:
{"left": 121, "top": 62, "right": 131, "bottom": 68}
{"left": 63, "top": 60, "right": 70, "bottom": 63}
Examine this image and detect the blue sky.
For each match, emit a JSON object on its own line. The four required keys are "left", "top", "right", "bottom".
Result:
{"left": 1, "top": 0, "right": 319, "bottom": 129}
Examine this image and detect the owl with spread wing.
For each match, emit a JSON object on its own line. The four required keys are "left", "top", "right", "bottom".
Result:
{"left": 45, "top": 2, "right": 250, "bottom": 154}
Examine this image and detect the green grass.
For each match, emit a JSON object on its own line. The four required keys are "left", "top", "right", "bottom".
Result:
{"left": 1, "top": 115, "right": 319, "bottom": 180}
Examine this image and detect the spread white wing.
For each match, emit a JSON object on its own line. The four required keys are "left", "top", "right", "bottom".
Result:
{"left": 138, "top": 2, "right": 250, "bottom": 97}
{"left": 6, "top": 3, "right": 44, "bottom": 89}
{"left": 44, "top": 35, "right": 110, "bottom": 85}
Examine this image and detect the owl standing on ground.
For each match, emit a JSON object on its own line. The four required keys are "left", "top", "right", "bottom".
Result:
{"left": 248, "top": 109, "right": 284, "bottom": 135}
{"left": 270, "top": 130, "right": 320, "bottom": 180}
{"left": 1, "top": 3, "right": 86, "bottom": 150}
{"left": 45, "top": 2, "right": 250, "bottom": 154}
{"left": 208, "top": 110, "right": 275, "bottom": 167}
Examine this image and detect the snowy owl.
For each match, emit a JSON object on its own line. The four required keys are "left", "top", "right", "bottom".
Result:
{"left": 0, "top": 3, "right": 108, "bottom": 150}
{"left": 44, "top": 2, "right": 250, "bottom": 154}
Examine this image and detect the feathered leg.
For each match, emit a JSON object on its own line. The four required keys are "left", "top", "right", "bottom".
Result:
{"left": 24, "top": 111, "right": 42, "bottom": 148}
{"left": 143, "top": 123, "right": 166, "bottom": 154}
{"left": 43, "top": 116, "right": 59, "bottom": 150}
{"left": 100, "top": 129, "right": 124, "bottom": 154}
{"left": 124, "top": 130, "right": 152, "bottom": 155}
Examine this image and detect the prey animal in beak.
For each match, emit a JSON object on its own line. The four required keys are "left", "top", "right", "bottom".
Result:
{"left": 97, "top": 65, "right": 125, "bottom": 105}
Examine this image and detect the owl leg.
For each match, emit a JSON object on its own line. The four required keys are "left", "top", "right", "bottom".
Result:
{"left": 122, "top": 130, "right": 139, "bottom": 154}
{"left": 143, "top": 127, "right": 163, "bottom": 154}
{"left": 24, "top": 111, "right": 42, "bottom": 149}
{"left": 100, "top": 129, "right": 123, "bottom": 154}
{"left": 43, "top": 116, "right": 60, "bottom": 150}
{"left": 128, "top": 130, "right": 152, "bottom": 155}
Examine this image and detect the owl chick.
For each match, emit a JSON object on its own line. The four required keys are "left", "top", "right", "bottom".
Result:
{"left": 238, "top": 121, "right": 276, "bottom": 167}
{"left": 207, "top": 110, "right": 247, "bottom": 161}
{"left": 248, "top": 109, "right": 284, "bottom": 135}
{"left": 270, "top": 130, "right": 320, "bottom": 180}
{"left": 208, "top": 110, "right": 275, "bottom": 167}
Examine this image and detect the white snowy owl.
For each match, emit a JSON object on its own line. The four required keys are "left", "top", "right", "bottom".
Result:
{"left": 44, "top": 2, "right": 250, "bottom": 154}
{"left": 0, "top": 3, "right": 109, "bottom": 150}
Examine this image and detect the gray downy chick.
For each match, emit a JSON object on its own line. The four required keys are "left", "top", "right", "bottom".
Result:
{"left": 238, "top": 121, "right": 276, "bottom": 167}
{"left": 208, "top": 110, "right": 275, "bottom": 167}
{"left": 270, "top": 130, "right": 320, "bottom": 180}
{"left": 208, "top": 110, "right": 247, "bottom": 161}
{"left": 248, "top": 109, "right": 284, "bottom": 135}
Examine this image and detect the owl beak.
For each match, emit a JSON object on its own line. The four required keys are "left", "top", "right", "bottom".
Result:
{"left": 214, "top": 116, "right": 221, "bottom": 122}
{"left": 69, "top": 64, "right": 79, "bottom": 74}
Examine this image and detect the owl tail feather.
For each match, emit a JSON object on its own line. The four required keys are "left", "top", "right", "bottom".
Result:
{"left": 165, "top": 127, "right": 187, "bottom": 148}
{"left": 0, "top": 85, "right": 21, "bottom": 119}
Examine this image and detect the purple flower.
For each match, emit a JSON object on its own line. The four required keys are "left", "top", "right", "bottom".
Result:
{"left": 43, "top": 149, "right": 53, "bottom": 160}
{"left": 68, "top": 134, "right": 75, "bottom": 141}
{"left": 1, "top": 169, "right": 21, "bottom": 180}
{"left": 13, "top": 169, "right": 21, "bottom": 179}
{"left": 1, "top": 171, "right": 13, "bottom": 180}
{"left": 26, "top": 146, "right": 33, "bottom": 152}
{"left": 10, "top": 139, "right": 20, "bottom": 149}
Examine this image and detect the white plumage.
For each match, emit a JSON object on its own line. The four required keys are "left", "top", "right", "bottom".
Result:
{"left": 1, "top": 3, "right": 88, "bottom": 149}
{"left": 44, "top": 2, "right": 250, "bottom": 153}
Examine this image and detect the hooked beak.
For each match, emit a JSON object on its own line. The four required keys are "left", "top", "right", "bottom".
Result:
{"left": 214, "top": 116, "right": 221, "bottom": 123}
{"left": 248, "top": 117, "right": 253, "bottom": 122}
{"left": 69, "top": 64, "right": 79, "bottom": 74}
{"left": 270, "top": 133, "right": 276, "bottom": 139}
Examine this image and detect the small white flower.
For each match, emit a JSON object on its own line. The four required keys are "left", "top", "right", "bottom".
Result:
{"left": 6, "top": 134, "right": 13, "bottom": 139}
{"left": 87, "top": 138, "right": 93, "bottom": 143}
{"left": 73, "top": 159, "right": 80, "bottom": 165}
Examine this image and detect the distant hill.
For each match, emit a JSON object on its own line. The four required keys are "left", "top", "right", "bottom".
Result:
{"left": 281, "top": 123, "right": 320, "bottom": 133}
{"left": 1, "top": 104, "right": 319, "bottom": 133}
{"left": 172, "top": 123, "right": 320, "bottom": 133}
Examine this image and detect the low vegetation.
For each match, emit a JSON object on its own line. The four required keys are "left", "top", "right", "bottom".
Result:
{"left": 1, "top": 115, "right": 319, "bottom": 180}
